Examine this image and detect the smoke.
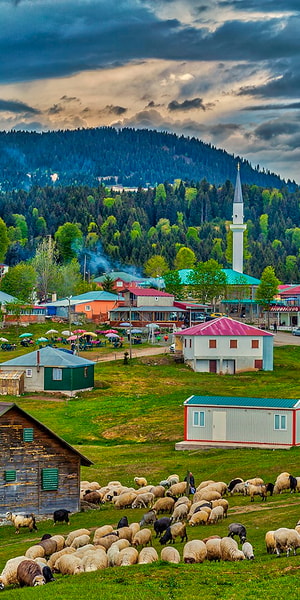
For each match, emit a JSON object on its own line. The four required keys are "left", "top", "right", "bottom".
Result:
{"left": 77, "top": 241, "right": 144, "bottom": 280}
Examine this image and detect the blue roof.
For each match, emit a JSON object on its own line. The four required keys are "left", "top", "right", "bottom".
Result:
{"left": 176, "top": 268, "right": 260, "bottom": 286}
{"left": 0, "top": 291, "right": 18, "bottom": 303}
{"left": 185, "top": 395, "right": 300, "bottom": 409}
{"left": 0, "top": 346, "right": 95, "bottom": 368}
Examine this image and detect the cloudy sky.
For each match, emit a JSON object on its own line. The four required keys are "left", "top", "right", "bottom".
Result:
{"left": 1, "top": 0, "right": 300, "bottom": 182}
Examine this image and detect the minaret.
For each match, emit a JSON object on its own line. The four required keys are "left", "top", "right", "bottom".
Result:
{"left": 230, "top": 164, "right": 247, "bottom": 273}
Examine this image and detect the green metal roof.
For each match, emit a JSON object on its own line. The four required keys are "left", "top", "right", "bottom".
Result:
{"left": 177, "top": 269, "right": 260, "bottom": 286}
{"left": 0, "top": 346, "right": 95, "bottom": 368}
{"left": 185, "top": 395, "right": 300, "bottom": 409}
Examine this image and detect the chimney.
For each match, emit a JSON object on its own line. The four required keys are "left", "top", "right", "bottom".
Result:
{"left": 52, "top": 293, "right": 57, "bottom": 302}
{"left": 37, "top": 350, "right": 40, "bottom": 372}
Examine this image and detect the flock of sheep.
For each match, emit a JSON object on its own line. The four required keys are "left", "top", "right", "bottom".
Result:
{"left": 0, "top": 470, "right": 299, "bottom": 589}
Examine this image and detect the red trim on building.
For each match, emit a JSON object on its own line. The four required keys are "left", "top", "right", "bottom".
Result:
{"left": 292, "top": 409, "right": 296, "bottom": 446}
{"left": 185, "top": 438, "right": 298, "bottom": 447}
{"left": 184, "top": 406, "right": 188, "bottom": 441}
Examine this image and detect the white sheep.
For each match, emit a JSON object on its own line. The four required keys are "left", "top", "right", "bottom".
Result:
{"left": 273, "top": 472, "right": 290, "bottom": 494}
{"left": 74, "top": 545, "right": 97, "bottom": 559}
{"left": 160, "top": 547, "right": 181, "bottom": 564}
{"left": 242, "top": 541, "right": 255, "bottom": 559}
{"left": 220, "top": 537, "right": 245, "bottom": 561}
{"left": 174, "top": 496, "right": 191, "bottom": 508}
{"left": 51, "top": 535, "right": 65, "bottom": 552}
{"left": 93, "top": 525, "right": 114, "bottom": 544}
{"left": 208, "top": 505, "right": 224, "bottom": 524}
{"left": 5, "top": 512, "right": 37, "bottom": 534}
{"left": 25, "top": 546, "right": 45, "bottom": 560}
{"left": 129, "top": 522, "right": 140, "bottom": 537}
{"left": 245, "top": 478, "right": 264, "bottom": 486}
{"left": 188, "top": 500, "right": 212, "bottom": 519}
{"left": 171, "top": 503, "right": 189, "bottom": 522}
{"left": 48, "top": 547, "right": 76, "bottom": 570}
{"left": 131, "top": 492, "right": 154, "bottom": 509}
{"left": 265, "top": 530, "right": 276, "bottom": 554}
{"left": 230, "top": 482, "right": 247, "bottom": 496}
{"left": 196, "top": 490, "right": 221, "bottom": 502}
{"left": 211, "top": 498, "right": 229, "bottom": 517}
{"left": 71, "top": 534, "right": 91, "bottom": 549}
{"left": 135, "top": 485, "right": 153, "bottom": 494}
{"left": 0, "top": 555, "right": 27, "bottom": 589}
{"left": 273, "top": 527, "right": 300, "bottom": 557}
{"left": 245, "top": 483, "right": 267, "bottom": 502}
{"left": 189, "top": 510, "right": 209, "bottom": 526}
{"left": 54, "top": 554, "right": 84, "bottom": 575}
{"left": 152, "top": 497, "right": 175, "bottom": 514}
{"left": 116, "top": 527, "right": 133, "bottom": 542}
{"left": 138, "top": 547, "right": 158, "bottom": 564}
{"left": 81, "top": 549, "right": 108, "bottom": 571}
{"left": 95, "top": 534, "right": 120, "bottom": 551}
{"left": 134, "top": 476, "right": 148, "bottom": 487}
{"left": 167, "top": 474, "right": 180, "bottom": 485}
{"left": 115, "top": 547, "right": 139, "bottom": 566}
{"left": 205, "top": 538, "right": 222, "bottom": 561}
{"left": 196, "top": 480, "right": 215, "bottom": 491}
{"left": 114, "top": 491, "right": 137, "bottom": 509}
{"left": 183, "top": 540, "right": 207, "bottom": 563}
{"left": 132, "top": 528, "right": 152, "bottom": 548}
{"left": 203, "top": 482, "right": 227, "bottom": 496}
{"left": 65, "top": 528, "right": 90, "bottom": 547}
{"left": 166, "top": 482, "right": 187, "bottom": 497}
{"left": 107, "top": 540, "right": 130, "bottom": 567}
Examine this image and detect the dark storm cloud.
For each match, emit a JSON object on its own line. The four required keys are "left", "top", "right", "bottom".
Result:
{"left": 99, "top": 105, "right": 127, "bottom": 116}
{"left": 218, "top": 0, "right": 300, "bottom": 12}
{"left": 238, "top": 68, "right": 300, "bottom": 99}
{"left": 250, "top": 119, "right": 298, "bottom": 141}
{"left": 0, "top": 99, "right": 40, "bottom": 114}
{"left": 168, "top": 98, "right": 207, "bottom": 111}
{"left": 242, "top": 102, "right": 300, "bottom": 111}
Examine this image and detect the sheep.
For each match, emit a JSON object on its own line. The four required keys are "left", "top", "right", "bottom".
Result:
{"left": 114, "top": 491, "right": 137, "bottom": 509}
{"left": 107, "top": 540, "right": 130, "bottom": 567}
{"left": 16, "top": 560, "right": 45, "bottom": 587}
{"left": 152, "top": 497, "right": 175, "bottom": 514}
{"left": 228, "top": 523, "right": 247, "bottom": 543}
{"left": 230, "top": 482, "right": 247, "bottom": 496}
{"left": 167, "top": 474, "right": 180, "bottom": 485}
{"left": 159, "top": 479, "right": 171, "bottom": 489}
{"left": 205, "top": 538, "right": 222, "bottom": 562}
{"left": 74, "top": 545, "right": 96, "bottom": 559}
{"left": 154, "top": 517, "right": 172, "bottom": 538}
{"left": 93, "top": 525, "right": 114, "bottom": 544}
{"left": 132, "top": 528, "right": 152, "bottom": 548}
{"left": 188, "top": 500, "right": 212, "bottom": 518}
{"left": 174, "top": 496, "right": 191, "bottom": 508}
{"left": 135, "top": 486, "right": 154, "bottom": 494}
{"left": 245, "top": 478, "right": 264, "bottom": 486}
{"left": 242, "top": 542, "right": 255, "bottom": 560}
{"left": 65, "top": 528, "right": 90, "bottom": 547}
{"left": 227, "top": 478, "right": 244, "bottom": 494}
{"left": 139, "top": 510, "right": 157, "bottom": 527}
{"left": 0, "top": 555, "right": 27, "bottom": 589}
{"left": 273, "top": 527, "right": 300, "bottom": 557}
{"left": 48, "top": 547, "right": 76, "bottom": 570}
{"left": 265, "top": 530, "right": 276, "bottom": 554}
{"left": 265, "top": 483, "right": 274, "bottom": 496}
{"left": 34, "top": 561, "right": 55, "bottom": 583}
{"left": 138, "top": 547, "right": 158, "bottom": 564}
{"left": 211, "top": 499, "right": 229, "bottom": 518}
{"left": 220, "top": 537, "right": 245, "bottom": 561}
{"left": 166, "top": 482, "right": 187, "bottom": 497}
{"left": 183, "top": 540, "right": 207, "bottom": 563}
{"left": 81, "top": 549, "right": 108, "bottom": 571}
{"left": 134, "top": 476, "right": 148, "bottom": 487}
{"left": 159, "top": 522, "right": 187, "bottom": 545}
{"left": 116, "top": 526, "right": 133, "bottom": 542}
{"left": 196, "top": 480, "right": 215, "bottom": 491}
{"left": 171, "top": 503, "right": 189, "bottom": 522}
{"left": 117, "top": 516, "right": 129, "bottom": 529}
{"left": 25, "top": 545, "right": 45, "bottom": 560}
{"left": 149, "top": 485, "right": 166, "bottom": 498}
{"left": 245, "top": 483, "right": 267, "bottom": 502}
{"left": 54, "top": 554, "right": 84, "bottom": 575}
{"left": 5, "top": 512, "right": 37, "bottom": 534}
{"left": 95, "top": 533, "right": 119, "bottom": 551}
{"left": 131, "top": 492, "right": 154, "bottom": 509}
{"left": 194, "top": 490, "right": 221, "bottom": 502}
{"left": 189, "top": 510, "right": 209, "bottom": 526}
{"left": 160, "top": 547, "right": 181, "bottom": 564}
{"left": 289, "top": 475, "right": 298, "bottom": 493}
{"left": 273, "top": 472, "right": 290, "bottom": 494}
{"left": 202, "top": 482, "right": 227, "bottom": 496}
{"left": 71, "top": 534, "right": 91, "bottom": 549}
{"left": 129, "top": 522, "right": 140, "bottom": 537}
{"left": 83, "top": 490, "right": 103, "bottom": 504}
{"left": 50, "top": 534, "right": 65, "bottom": 552}
{"left": 207, "top": 505, "right": 224, "bottom": 524}
{"left": 115, "top": 547, "right": 139, "bottom": 566}
{"left": 53, "top": 509, "right": 70, "bottom": 525}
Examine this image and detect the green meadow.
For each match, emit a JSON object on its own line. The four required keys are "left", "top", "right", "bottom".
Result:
{"left": 1, "top": 345, "right": 300, "bottom": 599}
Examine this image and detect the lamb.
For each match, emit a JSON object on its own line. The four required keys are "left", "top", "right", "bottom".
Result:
{"left": 70, "top": 534, "right": 91, "bottom": 549}
{"left": 167, "top": 474, "right": 180, "bottom": 485}
{"left": 107, "top": 540, "right": 130, "bottom": 567}
{"left": 154, "top": 517, "right": 171, "bottom": 538}
{"left": 53, "top": 509, "right": 70, "bottom": 525}
{"left": 134, "top": 476, "right": 148, "bottom": 487}
{"left": 230, "top": 482, "right": 247, "bottom": 496}
{"left": 159, "top": 522, "right": 187, "bottom": 545}
{"left": 93, "top": 525, "right": 114, "bottom": 544}
{"left": 138, "top": 547, "right": 158, "bottom": 564}
{"left": 132, "top": 528, "right": 152, "bottom": 548}
{"left": 139, "top": 510, "right": 157, "bottom": 527}
{"left": 152, "top": 497, "right": 175, "bottom": 514}
{"left": 171, "top": 503, "right": 189, "bottom": 522}
{"left": 131, "top": 492, "right": 154, "bottom": 509}
{"left": 54, "top": 554, "right": 84, "bottom": 575}
{"left": 183, "top": 540, "right": 207, "bottom": 563}
{"left": 242, "top": 542, "right": 255, "bottom": 560}
{"left": 65, "top": 528, "right": 90, "bottom": 546}
{"left": 273, "top": 472, "right": 290, "bottom": 494}
{"left": 48, "top": 547, "right": 76, "bottom": 570}
{"left": 265, "top": 530, "right": 276, "bottom": 554}
{"left": 189, "top": 510, "right": 209, "bottom": 526}
{"left": 115, "top": 547, "right": 139, "bottom": 566}
{"left": 166, "top": 482, "right": 187, "bottom": 497}
{"left": 0, "top": 555, "right": 27, "bottom": 589}
{"left": 228, "top": 523, "right": 247, "bottom": 543}
{"left": 205, "top": 538, "right": 222, "bottom": 561}
{"left": 245, "top": 483, "right": 267, "bottom": 502}
{"left": 273, "top": 527, "right": 300, "bottom": 557}
{"left": 160, "top": 547, "right": 181, "bottom": 564}
{"left": 81, "top": 549, "right": 108, "bottom": 571}
{"left": 227, "top": 478, "right": 244, "bottom": 494}
{"left": 114, "top": 491, "right": 137, "bottom": 509}
{"left": 16, "top": 560, "right": 45, "bottom": 587}
{"left": 220, "top": 537, "right": 245, "bottom": 561}
{"left": 5, "top": 512, "right": 37, "bottom": 534}
{"left": 207, "top": 505, "right": 224, "bottom": 524}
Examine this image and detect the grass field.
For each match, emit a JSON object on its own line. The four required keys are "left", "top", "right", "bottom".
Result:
{"left": 0, "top": 345, "right": 300, "bottom": 598}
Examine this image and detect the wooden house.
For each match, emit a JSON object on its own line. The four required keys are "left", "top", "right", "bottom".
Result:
{"left": 176, "top": 395, "right": 300, "bottom": 450}
{"left": 0, "top": 347, "right": 95, "bottom": 396}
{"left": 0, "top": 401, "right": 92, "bottom": 516}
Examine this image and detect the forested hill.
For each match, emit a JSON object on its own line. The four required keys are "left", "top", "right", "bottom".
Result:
{"left": 0, "top": 127, "right": 296, "bottom": 192}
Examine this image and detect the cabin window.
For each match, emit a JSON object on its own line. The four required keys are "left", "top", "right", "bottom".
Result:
{"left": 52, "top": 368, "right": 62, "bottom": 381}
{"left": 193, "top": 411, "right": 205, "bottom": 427}
{"left": 42, "top": 468, "right": 59, "bottom": 490}
{"left": 209, "top": 339, "right": 216, "bottom": 348}
{"left": 84, "top": 367, "right": 88, "bottom": 378}
{"left": 23, "top": 428, "right": 34, "bottom": 442}
{"left": 252, "top": 340, "right": 259, "bottom": 348}
{"left": 230, "top": 339, "right": 238, "bottom": 348}
{"left": 5, "top": 470, "right": 16, "bottom": 482}
{"left": 85, "top": 305, "right": 91, "bottom": 311}
{"left": 274, "top": 414, "right": 287, "bottom": 431}
{"left": 25, "top": 369, "right": 33, "bottom": 378}
{"left": 116, "top": 281, "right": 122, "bottom": 287}
{"left": 189, "top": 339, "right": 192, "bottom": 348}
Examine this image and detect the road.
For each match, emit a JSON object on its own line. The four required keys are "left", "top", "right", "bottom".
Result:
{"left": 273, "top": 331, "right": 300, "bottom": 346}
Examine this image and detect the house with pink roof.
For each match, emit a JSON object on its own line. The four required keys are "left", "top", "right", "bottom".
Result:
{"left": 175, "top": 316, "right": 273, "bottom": 374}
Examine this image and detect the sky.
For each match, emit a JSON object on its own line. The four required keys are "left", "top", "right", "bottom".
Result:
{"left": 1, "top": 0, "right": 300, "bottom": 183}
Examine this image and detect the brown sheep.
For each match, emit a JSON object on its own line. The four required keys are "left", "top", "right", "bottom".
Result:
{"left": 16, "top": 560, "right": 45, "bottom": 587}
{"left": 132, "top": 528, "right": 152, "bottom": 548}
{"left": 152, "top": 497, "right": 175, "bottom": 514}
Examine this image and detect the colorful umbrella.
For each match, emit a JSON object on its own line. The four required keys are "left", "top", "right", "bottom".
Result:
{"left": 73, "top": 329, "right": 86, "bottom": 334}
{"left": 131, "top": 329, "right": 143, "bottom": 334}
{"left": 45, "top": 329, "right": 58, "bottom": 335}
{"left": 119, "top": 322, "right": 131, "bottom": 327}
{"left": 105, "top": 333, "right": 119, "bottom": 339}
{"left": 19, "top": 332, "right": 33, "bottom": 338}
{"left": 36, "top": 337, "right": 48, "bottom": 342}
{"left": 104, "top": 329, "right": 118, "bottom": 334}
{"left": 61, "top": 330, "right": 73, "bottom": 336}
{"left": 0, "top": 337, "right": 8, "bottom": 342}
{"left": 67, "top": 335, "right": 78, "bottom": 341}
{"left": 80, "top": 331, "right": 97, "bottom": 337}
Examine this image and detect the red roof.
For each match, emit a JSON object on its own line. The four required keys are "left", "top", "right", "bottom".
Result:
{"left": 126, "top": 287, "right": 173, "bottom": 297}
{"left": 280, "top": 285, "right": 300, "bottom": 296}
{"left": 175, "top": 316, "right": 273, "bottom": 337}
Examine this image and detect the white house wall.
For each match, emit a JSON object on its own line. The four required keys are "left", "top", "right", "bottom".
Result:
{"left": 136, "top": 296, "right": 174, "bottom": 307}
{"left": 2, "top": 366, "right": 45, "bottom": 392}
{"left": 183, "top": 335, "right": 266, "bottom": 372}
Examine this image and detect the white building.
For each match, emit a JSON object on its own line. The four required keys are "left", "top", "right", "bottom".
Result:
{"left": 230, "top": 165, "right": 247, "bottom": 273}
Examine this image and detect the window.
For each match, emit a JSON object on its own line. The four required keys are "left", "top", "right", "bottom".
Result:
{"left": 254, "top": 359, "right": 263, "bottom": 369}
{"left": 25, "top": 369, "right": 32, "bottom": 378}
{"left": 42, "top": 468, "right": 59, "bottom": 490}
{"left": 189, "top": 339, "right": 192, "bottom": 348}
{"left": 84, "top": 367, "right": 88, "bottom": 378}
{"left": 209, "top": 339, "right": 216, "bottom": 348}
{"left": 52, "top": 368, "right": 62, "bottom": 381}
{"left": 230, "top": 339, "right": 237, "bottom": 348}
{"left": 85, "top": 305, "right": 91, "bottom": 311}
{"left": 193, "top": 411, "right": 205, "bottom": 427}
{"left": 184, "top": 339, "right": 187, "bottom": 348}
{"left": 274, "top": 414, "right": 287, "bottom": 431}
{"left": 252, "top": 339, "right": 259, "bottom": 348}
{"left": 23, "top": 428, "right": 34, "bottom": 442}
{"left": 116, "top": 281, "right": 123, "bottom": 287}
{"left": 5, "top": 470, "right": 16, "bottom": 482}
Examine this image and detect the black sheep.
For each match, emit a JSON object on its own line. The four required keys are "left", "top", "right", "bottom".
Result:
{"left": 228, "top": 522, "right": 247, "bottom": 544}
{"left": 53, "top": 509, "right": 70, "bottom": 525}
{"left": 159, "top": 527, "right": 173, "bottom": 545}
{"left": 289, "top": 475, "right": 297, "bottom": 493}
{"left": 154, "top": 517, "right": 171, "bottom": 538}
{"left": 117, "top": 516, "right": 129, "bottom": 529}
{"left": 227, "top": 478, "right": 243, "bottom": 493}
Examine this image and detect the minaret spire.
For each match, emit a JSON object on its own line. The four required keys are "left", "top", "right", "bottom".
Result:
{"left": 229, "top": 164, "right": 247, "bottom": 273}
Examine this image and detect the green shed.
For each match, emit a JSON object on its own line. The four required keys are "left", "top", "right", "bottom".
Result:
{"left": 0, "top": 347, "right": 94, "bottom": 396}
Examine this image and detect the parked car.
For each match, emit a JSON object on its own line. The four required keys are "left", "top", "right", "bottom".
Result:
{"left": 210, "top": 312, "right": 227, "bottom": 318}
{"left": 292, "top": 327, "right": 300, "bottom": 336}
{"left": 169, "top": 343, "right": 175, "bottom": 353}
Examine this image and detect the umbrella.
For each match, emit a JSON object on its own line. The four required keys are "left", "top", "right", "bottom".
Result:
{"left": 105, "top": 333, "right": 119, "bottom": 339}
{"left": 105, "top": 329, "right": 119, "bottom": 334}
{"left": 131, "top": 329, "right": 143, "bottom": 334}
{"left": 0, "top": 337, "right": 8, "bottom": 342}
{"left": 61, "top": 330, "right": 73, "bottom": 336}
{"left": 37, "top": 337, "right": 48, "bottom": 342}
{"left": 119, "top": 322, "right": 131, "bottom": 327}
{"left": 19, "top": 332, "right": 33, "bottom": 338}
{"left": 80, "top": 331, "right": 97, "bottom": 337}
{"left": 146, "top": 323, "right": 160, "bottom": 329}
{"left": 67, "top": 335, "right": 78, "bottom": 341}
{"left": 45, "top": 329, "right": 58, "bottom": 335}
{"left": 73, "top": 329, "right": 86, "bottom": 334}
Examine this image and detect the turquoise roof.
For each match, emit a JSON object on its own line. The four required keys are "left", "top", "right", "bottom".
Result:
{"left": 0, "top": 346, "right": 95, "bottom": 368}
{"left": 0, "top": 291, "right": 18, "bottom": 303}
{"left": 94, "top": 271, "right": 143, "bottom": 283}
{"left": 71, "top": 291, "right": 122, "bottom": 302}
{"left": 177, "top": 268, "right": 260, "bottom": 286}
{"left": 185, "top": 395, "right": 300, "bottom": 409}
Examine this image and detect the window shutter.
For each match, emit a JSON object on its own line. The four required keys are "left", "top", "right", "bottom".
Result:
{"left": 23, "top": 428, "right": 34, "bottom": 442}
{"left": 42, "top": 468, "right": 59, "bottom": 490}
{"left": 5, "top": 470, "right": 16, "bottom": 482}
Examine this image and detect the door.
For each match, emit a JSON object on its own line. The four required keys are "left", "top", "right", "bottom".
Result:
{"left": 223, "top": 360, "right": 235, "bottom": 374}
{"left": 209, "top": 360, "right": 217, "bottom": 373}
{"left": 213, "top": 411, "right": 227, "bottom": 441}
